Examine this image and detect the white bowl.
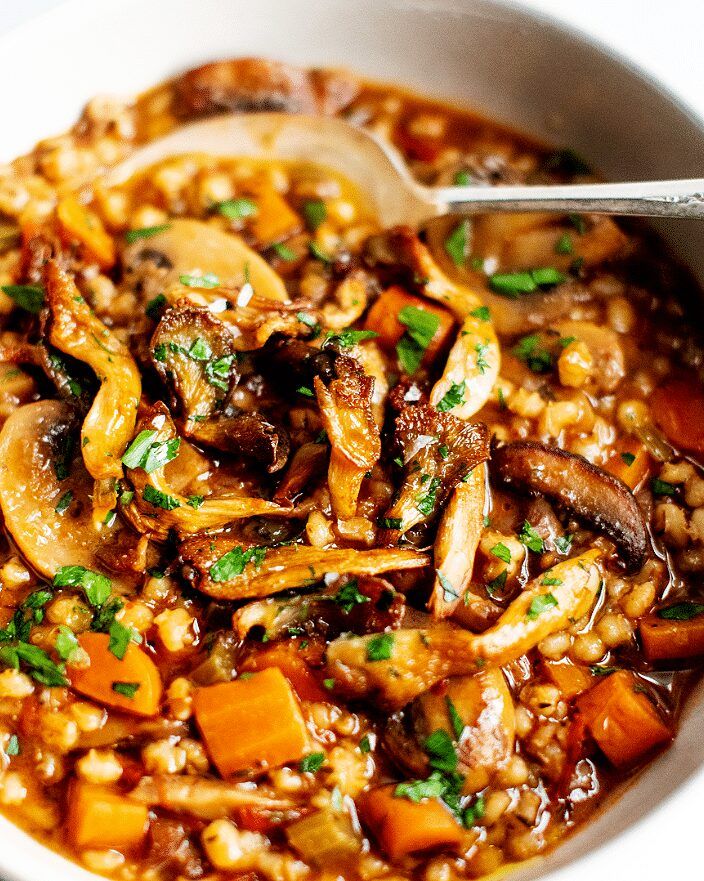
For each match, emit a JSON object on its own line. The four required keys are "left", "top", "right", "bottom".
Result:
{"left": 1, "top": 1, "right": 703, "bottom": 879}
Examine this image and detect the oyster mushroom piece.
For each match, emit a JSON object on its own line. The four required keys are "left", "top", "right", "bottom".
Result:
{"left": 0, "top": 400, "right": 120, "bottom": 578}
{"left": 123, "top": 403, "right": 291, "bottom": 538}
{"left": 150, "top": 302, "right": 289, "bottom": 472}
{"left": 492, "top": 440, "right": 648, "bottom": 571}
{"left": 181, "top": 535, "right": 429, "bottom": 601}
{"left": 385, "top": 668, "right": 515, "bottom": 789}
{"left": 174, "top": 57, "right": 359, "bottom": 117}
{"left": 44, "top": 261, "right": 141, "bottom": 481}
{"left": 327, "top": 549, "right": 603, "bottom": 709}
{"left": 379, "top": 403, "right": 489, "bottom": 543}
{"left": 122, "top": 218, "right": 289, "bottom": 304}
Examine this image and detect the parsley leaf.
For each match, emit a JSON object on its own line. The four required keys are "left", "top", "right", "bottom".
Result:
{"left": 490, "top": 542, "right": 511, "bottom": 564}
{"left": 436, "top": 381, "right": 466, "bottom": 412}
{"left": 366, "top": 632, "right": 394, "bottom": 662}
{"left": 416, "top": 476, "right": 441, "bottom": 517}
{"left": 145, "top": 294, "right": 167, "bottom": 320}
{"left": 302, "top": 200, "right": 327, "bottom": 231}
{"left": 333, "top": 579, "right": 370, "bottom": 613}
{"left": 489, "top": 267, "right": 565, "bottom": 298}
{"left": 554, "top": 534, "right": 573, "bottom": 555}
{"left": 1, "top": 284, "right": 45, "bottom": 314}
{"left": 658, "top": 602, "right": 704, "bottom": 621}
{"left": 379, "top": 516, "right": 402, "bottom": 530}
{"left": 359, "top": 734, "right": 371, "bottom": 754}
{"left": 470, "top": 305, "right": 490, "bottom": 322}
{"left": 108, "top": 619, "right": 140, "bottom": 660}
{"left": 620, "top": 452, "right": 636, "bottom": 467}
{"left": 125, "top": 224, "right": 171, "bottom": 243}
{"left": 299, "top": 752, "right": 325, "bottom": 773}
{"left": 652, "top": 478, "right": 676, "bottom": 496}
{"left": 112, "top": 681, "right": 140, "bottom": 699}
{"left": 325, "top": 329, "right": 378, "bottom": 348}
{"left": 55, "top": 625, "right": 79, "bottom": 661}
{"left": 527, "top": 593, "right": 558, "bottom": 620}
{"left": 55, "top": 491, "right": 73, "bottom": 514}
{"left": 396, "top": 306, "right": 440, "bottom": 375}
{"left": 217, "top": 197, "right": 258, "bottom": 220}
{"left": 210, "top": 545, "right": 267, "bottom": 582}
{"left": 424, "top": 729, "right": 458, "bottom": 773}
{"left": 272, "top": 242, "right": 297, "bottom": 261}
{"left": 444, "top": 220, "right": 470, "bottom": 266}
{"left": 142, "top": 485, "right": 180, "bottom": 511}
{"left": 512, "top": 334, "right": 553, "bottom": 373}
{"left": 179, "top": 272, "right": 220, "bottom": 288}
{"left": 436, "top": 570, "right": 459, "bottom": 603}
{"left": 187, "top": 495, "right": 204, "bottom": 509}
{"left": 519, "top": 521, "right": 545, "bottom": 553}
{"left": 445, "top": 696, "right": 464, "bottom": 740}
{"left": 54, "top": 566, "right": 111, "bottom": 607}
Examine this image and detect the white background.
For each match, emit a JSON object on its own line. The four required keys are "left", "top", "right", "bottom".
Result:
{"left": 2, "top": 0, "right": 704, "bottom": 114}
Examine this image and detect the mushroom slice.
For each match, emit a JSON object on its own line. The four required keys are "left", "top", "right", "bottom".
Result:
{"left": 151, "top": 302, "right": 239, "bottom": 423}
{"left": 122, "top": 218, "right": 288, "bottom": 305}
{"left": 321, "top": 273, "right": 370, "bottom": 330}
{"left": 430, "top": 464, "right": 486, "bottom": 618}
{"left": 380, "top": 403, "right": 489, "bottom": 543}
{"left": 44, "top": 261, "right": 141, "bottom": 480}
{"left": 0, "top": 400, "right": 119, "bottom": 578}
{"left": 314, "top": 354, "right": 381, "bottom": 519}
{"left": 174, "top": 57, "right": 359, "bottom": 117}
{"left": 327, "top": 550, "right": 602, "bottom": 709}
{"left": 232, "top": 574, "right": 404, "bottom": 640}
{"left": 386, "top": 669, "right": 515, "bottom": 788}
{"left": 123, "top": 403, "right": 290, "bottom": 538}
{"left": 150, "top": 302, "right": 289, "bottom": 472}
{"left": 128, "top": 775, "right": 295, "bottom": 819}
{"left": 492, "top": 440, "right": 648, "bottom": 571}
{"left": 181, "top": 535, "right": 429, "bottom": 601}
{"left": 273, "top": 442, "right": 328, "bottom": 505}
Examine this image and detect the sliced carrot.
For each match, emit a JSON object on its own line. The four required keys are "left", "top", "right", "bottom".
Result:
{"left": 248, "top": 186, "right": 302, "bottom": 246}
{"left": 70, "top": 632, "right": 162, "bottom": 717}
{"left": 239, "top": 643, "right": 329, "bottom": 702}
{"left": 193, "top": 667, "right": 309, "bottom": 776}
{"left": 640, "top": 612, "right": 704, "bottom": 662}
{"left": 652, "top": 377, "right": 704, "bottom": 455}
{"left": 56, "top": 196, "right": 116, "bottom": 270}
{"left": 67, "top": 781, "right": 148, "bottom": 851}
{"left": 575, "top": 670, "right": 671, "bottom": 767}
{"left": 364, "top": 285, "right": 455, "bottom": 367}
{"left": 358, "top": 783, "right": 462, "bottom": 860}
{"left": 544, "top": 661, "right": 594, "bottom": 699}
{"left": 603, "top": 437, "right": 652, "bottom": 490}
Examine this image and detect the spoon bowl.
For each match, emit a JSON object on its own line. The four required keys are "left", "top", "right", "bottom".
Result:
{"left": 108, "top": 111, "right": 704, "bottom": 223}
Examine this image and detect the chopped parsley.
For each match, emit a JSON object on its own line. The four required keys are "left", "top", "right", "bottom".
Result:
{"left": 444, "top": 220, "right": 470, "bottom": 266}
{"left": 652, "top": 478, "right": 676, "bottom": 496}
{"left": 125, "top": 224, "right": 171, "bottom": 243}
{"left": 569, "top": 213, "right": 588, "bottom": 234}
{"left": 453, "top": 169, "right": 472, "bottom": 185}
{"left": 436, "top": 380, "right": 466, "bottom": 412}
{"left": 359, "top": 734, "right": 372, "bottom": 754}
{"left": 323, "top": 677, "right": 335, "bottom": 690}
{"left": 512, "top": 334, "right": 553, "bottom": 373}
{"left": 204, "top": 355, "right": 235, "bottom": 392}
{"left": 296, "top": 385, "right": 314, "bottom": 397}
{"left": 54, "top": 566, "right": 111, "bottom": 607}
{"left": 179, "top": 272, "right": 220, "bottom": 289}
{"left": 108, "top": 619, "right": 141, "bottom": 660}
{"left": 325, "top": 328, "right": 378, "bottom": 348}
{"left": 658, "top": 602, "right": 704, "bottom": 621}
{"left": 53, "top": 432, "right": 74, "bottom": 481}
{"left": 0, "top": 641, "right": 67, "bottom": 687}
{"left": 1, "top": 284, "right": 45, "bottom": 314}
{"left": 142, "top": 485, "right": 180, "bottom": 511}
{"left": 299, "top": 752, "right": 325, "bottom": 773}
{"left": 333, "top": 579, "right": 370, "bottom": 613}
{"left": 272, "top": 242, "right": 297, "bottom": 261}
{"left": 475, "top": 341, "right": 490, "bottom": 374}
{"left": 527, "top": 593, "right": 558, "bottom": 620}
{"left": 555, "top": 233, "right": 574, "bottom": 255}
{"left": 486, "top": 569, "right": 508, "bottom": 596}
{"left": 112, "top": 681, "right": 140, "bottom": 699}
{"left": 436, "top": 570, "right": 459, "bottom": 603}
{"left": 620, "top": 452, "right": 636, "bottom": 467}
{"left": 395, "top": 771, "right": 449, "bottom": 802}
{"left": 490, "top": 542, "right": 511, "bottom": 564}
{"left": 308, "top": 241, "right": 332, "bottom": 263}
{"left": 6, "top": 735, "right": 20, "bottom": 757}
{"left": 209, "top": 545, "right": 267, "bottom": 582}
{"left": 188, "top": 337, "right": 213, "bottom": 361}
{"left": 445, "top": 696, "right": 464, "bottom": 740}
{"left": 55, "top": 625, "right": 79, "bottom": 662}
{"left": 187, "top": 495, "right": 204, "bottom": 509}
{"left": 379, "top": 516, "right": 402, "bottom": 530}
{"left": 366, "top": 632, "right": 394, "bottom": 662}
{"left": 122, "top": 430, "right": 180, "bottom": 473}
{"left": 55, "top": 491, "right": 73, "bottom": 514}
{"left": 542, "top": 576, "right": 563, "bottom": 586}
{"left": 424, "top": 729, "right": 458, "bottom": 773}
{"left": 217, "top": 198, "right": 258, "bottom": 220}
{"left": 470, "top": 305, "right": 490, "bottom": 322}
{"left": 554, "top": 534, "right": 573, "bottom": 555}
{"left": 416, "top": 476, "right": 441, "bottom": 517}
{"left": 145, "top": 294, "right": 167, "bottom": 320}
{"left": 489, "top": 267, "right": 566, "bottom": 298}
{"left": 463, "top": 796, "right": 485, "bottom": 827}
{"left": 302, "top": 199, "right": 327, "bottom": 231}
{"left": 396, "top": 305, "right": 440, "bottom": 375}
{"left": 519, "top": 521, "right": 545, "bottom": 553}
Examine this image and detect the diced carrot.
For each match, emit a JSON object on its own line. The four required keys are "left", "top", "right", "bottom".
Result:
{"left": 193, "top": 667, "right": 309, "bottom": 776}
{"left": 358, "top": 784, "right": 462, "bottom": 860}
{"left": 652, "top": 378, "right": 704, "bottom": 455}
{"left": 640, "top": 613, "right": 704, "bottom": 662}
{"left": 575, "top": 670, "right": 671, "bottom": 767}
{"left": 70, "top": 632, "right": 162, "bottom": 717}
{"left": 364, "top": 286, "right": 455, "bottom": 367}
{"left": 56, "top": 196, "right": 116, "bottom": 269}
{"left": 543, "top": 661, "right": 594, "bottom": 699}
{"left": 394, "top": 127, "right": 443, "bottom": 163}
{"left": 239, "top": 643, "right": 329, "bottom": 702}
{"left": 603, "top": 437, "right": 652, "bottom": 490}
{"left": 248, "top": 186, "right": 302, "bottom": 246}
{"left": 67, "top": 781, "right": 148, "bottom": 851}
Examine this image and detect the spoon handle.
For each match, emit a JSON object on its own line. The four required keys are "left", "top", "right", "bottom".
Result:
{"left": 427, "top": 178, "right": 704, "bottom": 218}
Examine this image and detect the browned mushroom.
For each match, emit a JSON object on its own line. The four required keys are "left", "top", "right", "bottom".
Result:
{"left": 379, "top": 403, "right": 489, "bottom": 543}
{"left": 492, "top": 440, "right": 649, "bottom": 571}
{"left": 174, "top": 58, "right": 359, "bottom": 118}
{"left": 150, "top": 302, "right": 289, "bottom": 472}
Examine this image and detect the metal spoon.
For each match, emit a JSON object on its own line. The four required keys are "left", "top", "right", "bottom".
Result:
{"left": 108, "top": 112, "right": 704, "bottom": 225}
